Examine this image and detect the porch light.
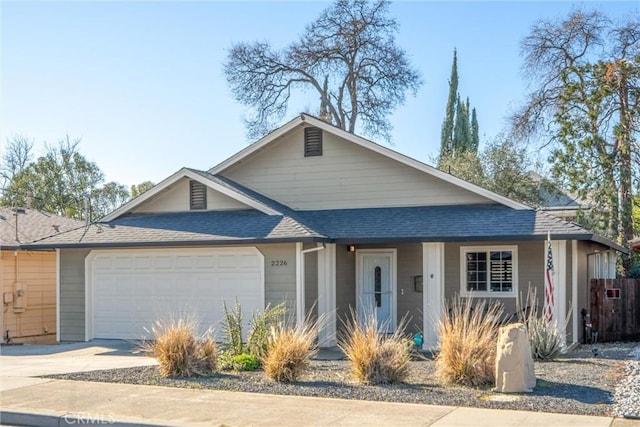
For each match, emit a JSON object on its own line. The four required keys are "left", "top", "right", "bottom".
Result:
{"left": 347, "top": 244, "right": 356, "bottom": 252}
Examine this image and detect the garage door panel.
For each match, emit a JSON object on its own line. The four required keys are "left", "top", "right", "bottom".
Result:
{"left": 90, "top": 248, "right": 264, "bottom": 340}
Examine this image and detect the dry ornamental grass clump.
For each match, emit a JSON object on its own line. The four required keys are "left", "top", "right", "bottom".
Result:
{"left": 435, "top": 296, "right": 503, "bottom": 386}
{"left": 339, "top": 310, "right": 413, "bottom": 385}
{"left": 262, "top": 317, "right": 320, "bottom": 382}
{"left": 142, "top": 318, "right": 218, "bottom": 377}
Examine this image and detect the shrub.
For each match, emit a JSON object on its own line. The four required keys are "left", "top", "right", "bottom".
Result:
{"left": 233, "top": 353, "right": 260, "bottom": 371}
{"left": 221, "top": 299, "right": 244, "bottom": 356}
{"left": 517, "top": 287, "right": 567, "bottom": 360}
{"left": 142, "top": 318, "right": 218, "bottom": 377}
{"left": 262, "top": 316, "right": 320, "bottom": 382}
{"left": 338, "top": 310, "right": 412, "bottom": 385}
{"left": 435, "top": 296, "right": 503, "bottom": 386}
{"left": 247, "top": 302, "right": 287, "bottom": 361}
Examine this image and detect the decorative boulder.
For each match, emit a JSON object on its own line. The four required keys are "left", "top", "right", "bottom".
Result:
{"left": 494, "top": 323, "right": 536, "bottom": 393}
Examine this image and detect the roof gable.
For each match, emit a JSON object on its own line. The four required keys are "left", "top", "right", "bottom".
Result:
{"left": 210, "top": 114, "right": 531, "bottom": 211}
{"left": 102, "top": 168, "right": 280, "bottom": 221}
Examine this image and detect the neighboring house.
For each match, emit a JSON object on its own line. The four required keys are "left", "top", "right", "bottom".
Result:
{"left": 530, "top": 171, "right": 592, "bottom": 224}
{"left": 26, "top": 114, "right": 626, "bottom": 348}
{"left": 1, "top": 207, "right": 83, "bottom": 343}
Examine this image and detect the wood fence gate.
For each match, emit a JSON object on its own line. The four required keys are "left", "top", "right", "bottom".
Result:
{"left": 589, "top": 279, "right": 640, "bottom": 342}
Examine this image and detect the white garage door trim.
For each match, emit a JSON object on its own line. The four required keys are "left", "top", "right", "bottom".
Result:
{"left": 84, "top": 247, "right": 264, "bottom": 341}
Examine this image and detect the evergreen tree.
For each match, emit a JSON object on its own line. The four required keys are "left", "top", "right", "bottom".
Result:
{"left": 319, "top": 76, "right": 332, "bottom": 123}
{"left": 470, "top": 108, "right": 479, "bottom": 152}
{"left": 439, "top": 49, "right": 458, "bottom": 158}
{"left": 453, "top": 94, "right": 470, "bottom": 154}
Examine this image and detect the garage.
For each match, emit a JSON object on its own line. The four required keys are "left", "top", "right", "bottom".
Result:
{"left": 86, "top": 247, "right": 264, "bottom": 340}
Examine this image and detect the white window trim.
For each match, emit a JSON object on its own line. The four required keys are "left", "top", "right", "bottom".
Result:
{"left": 460, "top": 245, "right": 518, "bottom": 298}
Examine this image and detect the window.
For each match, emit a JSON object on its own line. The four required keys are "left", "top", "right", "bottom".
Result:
{"left": 460, "top": 246, "right": 517, "bottom": 296}
{"left": 304, "top": 127, "right": 322, "bottom": 157}
{"left": 189, "top": 181, "right": 207, "bottom": 210}
{"left": 374, "top": 266, "right": 382, "bottom": 307}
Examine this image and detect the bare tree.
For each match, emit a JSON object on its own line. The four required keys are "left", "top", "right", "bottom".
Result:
{"left": 512, "top": 9, "right": 639, "bottom": 272}
{"left": 1, "top": 135, "right": 34, "bottom": 191}
{"left": 224, "top": 0, "right": 421, "bottom": 141}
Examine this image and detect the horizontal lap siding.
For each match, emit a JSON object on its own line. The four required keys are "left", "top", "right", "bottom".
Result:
{"left": 59, "top": 249, "right": 91, "bottom": 341}
{"left": 224, "top": 127, "right": 490, "bottom": 210}
{"left": 257, "top": 244, "right": 296, "bottom": 315}
{"left": 1, "top": 250, "right": 57, "bottom": 341}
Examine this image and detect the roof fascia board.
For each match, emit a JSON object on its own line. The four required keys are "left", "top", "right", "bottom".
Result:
{"left": 210, "top": 114, "right": 530, "bottom": 211}
{"left": 102, "top": 168, "right": 279, "bottom": 222}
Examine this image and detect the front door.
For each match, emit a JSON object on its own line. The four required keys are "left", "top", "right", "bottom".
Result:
{"left": 357, "top": 250, "right": 396, "bottom": 333}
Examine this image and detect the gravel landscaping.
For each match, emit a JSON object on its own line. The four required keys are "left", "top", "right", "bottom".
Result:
{"left": 49, "top": 341, "right": 640, "bottom": 418}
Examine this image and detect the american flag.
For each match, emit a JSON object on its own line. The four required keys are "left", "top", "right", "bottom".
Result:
{"left": 544, "top": 232, "right": 554, "bottom": 324}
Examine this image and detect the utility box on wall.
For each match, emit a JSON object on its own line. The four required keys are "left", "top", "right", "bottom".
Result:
{"left": 13, "top": 281, "right": 26, "bottom": 313}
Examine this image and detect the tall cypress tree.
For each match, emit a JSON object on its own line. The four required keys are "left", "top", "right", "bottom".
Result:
{"left": 453, "top": 95, "right": 470, "bottom": 154}
{"left": 319, "top": 75, "right": 332, "bottom": 123}
{"left": 470, "top": 107, "right": 479, "bottom": 152}
{"left": 440, "top": 49, "right": 458, "bottom": 158}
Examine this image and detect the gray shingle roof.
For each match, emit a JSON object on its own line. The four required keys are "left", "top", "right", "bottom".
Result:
{"left": 296, "top": 204, "right": 591, "bottom": 241}
{"left": 24, "top": 203, "right": 625, "bottom": 253}
{"left": 0, "top": 207, "right": 84, "bottom": 248}
{"left": 27, "top": 210, "right": 325, "bottom": 248}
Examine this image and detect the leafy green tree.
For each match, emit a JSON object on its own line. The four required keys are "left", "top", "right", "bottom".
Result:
{"left": 3, "top": 136, "right": 130, "bottom": 221}
{"left": 512, "top": 9, "right": 639, "bottom": 272}
{"left": 224, "top": 0, "right": 421, "bottom": 141}
{"left": 440, "top": 49, "right": 458, "bottom": 157}
{"left": 131, "top": 181, "right": 155, "bottom": 198}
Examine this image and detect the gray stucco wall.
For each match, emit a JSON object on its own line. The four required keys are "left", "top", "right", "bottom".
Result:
{"left": 59, "top": 248, "right": 91, "bottom": 341}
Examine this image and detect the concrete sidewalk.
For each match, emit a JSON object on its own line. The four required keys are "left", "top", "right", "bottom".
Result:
{"left": 0, "top": 379, "right": 633, "bottom": 427}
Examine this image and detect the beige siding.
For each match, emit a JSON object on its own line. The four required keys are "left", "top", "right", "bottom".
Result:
{"left": 223, "top": 127, "right": 492, "bottom": 210}
{"left": 135, "top": 178, "right": 249, "bottom": 213}
{"left": 1, "top": 250, "right": 57, "bottom": 343}
{"left": 444, "top": 241, "right": 545, "bottom": 317}
{"left": 256, "top": 244, "right": 296, "bottom": 314}
{"left": 59, "top": 249, "right": 91, "bottom": 341}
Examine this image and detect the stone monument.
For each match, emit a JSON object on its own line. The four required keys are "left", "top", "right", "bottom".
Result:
{"left": 494, "top": 323, "right": 536, "bottom": 393}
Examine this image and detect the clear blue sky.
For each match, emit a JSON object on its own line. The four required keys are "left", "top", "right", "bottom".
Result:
{"left": 1, "top": 1, "right": 637, "bottom": 188}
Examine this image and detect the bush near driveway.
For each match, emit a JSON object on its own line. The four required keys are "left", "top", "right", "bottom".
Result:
{"left": 142, "top": 318, "right": 218, "bottom": 377}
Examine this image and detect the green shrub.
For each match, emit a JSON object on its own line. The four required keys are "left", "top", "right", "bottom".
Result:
{"left": 435, "top": 296, "right": 503, "bottom": 386}
{"left": 221, "top": 299, "right": 244, "bottom": 356}
{"left": 517, "top": 288, "right": 567, "bottom": 360}
{"left": 233, "top": 353, "right": 260, "bottom": 371}
{"left": 263, "top": 316, "right": 320, "bottom": 382}
{"left": 338, "top": 310, "right": 412, "bottom": 385}
{"left": 142, "top": 318, "right": 218, "bottom": 377}
{"left": 247, "top": 302, "right": 287, "bottom": 361}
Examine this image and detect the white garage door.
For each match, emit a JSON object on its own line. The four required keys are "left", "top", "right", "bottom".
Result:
{"left": 87, "top": 247, "right": 264, "bottom": 340}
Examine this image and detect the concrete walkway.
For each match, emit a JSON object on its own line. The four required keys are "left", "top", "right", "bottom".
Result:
{"left": 0, "top": 341, "right": 635, "bottom": 427}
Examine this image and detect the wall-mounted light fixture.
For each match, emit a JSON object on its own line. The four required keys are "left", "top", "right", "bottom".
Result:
{"left": 347, "top": 244, "right": 356, "bottom": 253}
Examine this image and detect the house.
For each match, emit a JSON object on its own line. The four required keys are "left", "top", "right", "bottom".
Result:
{"left": 25, "top": 114, "right": 626, "bottom": 348}
{"left": 1, "top": 207, "right": 83, "bottom": 343}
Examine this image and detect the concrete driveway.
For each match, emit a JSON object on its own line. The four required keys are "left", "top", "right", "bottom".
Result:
{"left": 0, "top": 340, "right": 157, "bottom": 392}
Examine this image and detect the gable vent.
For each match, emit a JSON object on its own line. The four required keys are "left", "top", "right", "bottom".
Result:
{"left": 304, "top": 127, "right": 323, "bottom": 157}
{"left": 189, "top": 181, "right": 207, "bottom": 210}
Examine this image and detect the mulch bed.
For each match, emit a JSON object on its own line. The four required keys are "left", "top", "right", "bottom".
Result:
{"left": 48, "top": 342, "right": 638, "bottom": 417}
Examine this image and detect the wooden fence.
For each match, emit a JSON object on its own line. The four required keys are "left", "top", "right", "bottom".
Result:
{"left": 589, "top": 279, "right": 640, "bottom": 342}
